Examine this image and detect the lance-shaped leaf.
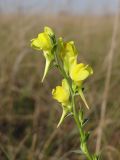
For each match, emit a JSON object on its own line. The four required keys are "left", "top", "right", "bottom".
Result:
{"left": 78, "top": 89, "right": 89, "bottom": 109}
{"left": 82, "top": 118, "right": 89, "bottom": 127}
{"left": 70, "top": 149, "right": 83, "bottom": 155}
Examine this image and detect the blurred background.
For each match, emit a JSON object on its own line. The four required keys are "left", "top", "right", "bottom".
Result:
{"left": 0, "top": 0, "right": 120, "bottom": 160}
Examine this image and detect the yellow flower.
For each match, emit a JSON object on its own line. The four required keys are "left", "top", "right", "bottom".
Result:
{"left": 31, "top": 26, "right": 54, "bottom": 51}
{"left": 70, "top": 63, "right": 93, "bottom": 109}
{"left": 31, "top": 33, "right": 52, "bottom": 51}
{"left": 31, "top": 27, "right": 55, "bottom": 82}
{"left": 70, "top": 63, "right": 93, "bottom": 85}
{"left": 52, "top": 79, "right": 71, "bottom": 127}
{"left": 59, "top": 38, "right": 78, "bottom": 74}
{"left": 52, "top": 79, "right": 70, "bottom": 106}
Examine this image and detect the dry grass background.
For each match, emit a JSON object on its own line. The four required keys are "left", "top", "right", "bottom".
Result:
{"left": 0, "top": 12, "right": 120, "bottom": 160}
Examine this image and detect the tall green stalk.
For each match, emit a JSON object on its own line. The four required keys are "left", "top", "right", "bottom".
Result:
{"left": 31, "top": 26, "right": 101, "bottom": 160}
{"left": 54, "top": 47, "right": 97, "bottom": 160}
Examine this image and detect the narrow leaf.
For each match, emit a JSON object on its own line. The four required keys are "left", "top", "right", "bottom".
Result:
{"left": 82, "top": 118, "right": 89, "bottom": 126}
{"left": 79, "top": 89, "right": 89, "bottom": 109}
{"left": 70, "top": 149, "right": 83, "bottom": 155}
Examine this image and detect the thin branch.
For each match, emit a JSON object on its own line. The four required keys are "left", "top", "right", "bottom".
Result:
{"left": 96, "top": 0, "right": 120, "bottom": 154}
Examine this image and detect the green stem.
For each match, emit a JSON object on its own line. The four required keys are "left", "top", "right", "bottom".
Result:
{"left": 71, "top": 94, "right": 92, "bottom": 160}
{"left": 53, "top": 48, "right": 73, "bottom": 93}
{"left": 54, "top": 46, "right": 93, "bottom": 160}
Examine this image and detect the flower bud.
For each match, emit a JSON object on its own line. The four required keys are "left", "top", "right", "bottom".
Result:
{"left": 44, "top": 26, "right": 54, "bottom": 37}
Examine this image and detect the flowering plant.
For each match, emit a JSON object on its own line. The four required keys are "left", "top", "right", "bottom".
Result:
{"left": 31, "top": 26, "right": 100, "bottom": 160}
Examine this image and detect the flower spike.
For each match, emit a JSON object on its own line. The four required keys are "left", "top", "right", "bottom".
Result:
{"left": 31, "top": 26, "right": 98, "bottom": 159}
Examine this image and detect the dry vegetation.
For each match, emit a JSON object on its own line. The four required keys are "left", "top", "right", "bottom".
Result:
{"left": 0, "top": 13, "right": 120, "bottom": 160}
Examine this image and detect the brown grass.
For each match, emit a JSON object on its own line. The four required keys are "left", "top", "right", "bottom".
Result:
{"left": 0, "top": 13, "right": 120, "bottom": 160}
